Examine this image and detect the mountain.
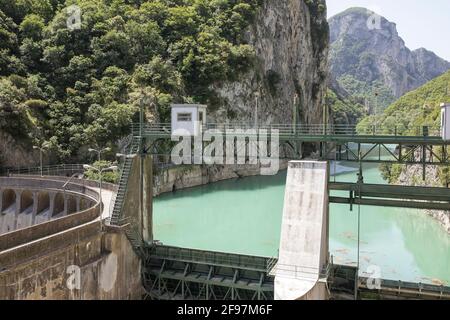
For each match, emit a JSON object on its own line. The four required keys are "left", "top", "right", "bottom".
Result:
{"left": 329, "top": 7, "right": 450, "bottom": 111}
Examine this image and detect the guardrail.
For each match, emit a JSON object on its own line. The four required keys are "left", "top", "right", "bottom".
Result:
{"left": 131, "top": 123, "right": 442, "bottom": 137}
{"left": 148, "top": 245, "right": 271, "bottom": 272}
{"left": 3, "top": 164, "right": 85, "bottom": 177}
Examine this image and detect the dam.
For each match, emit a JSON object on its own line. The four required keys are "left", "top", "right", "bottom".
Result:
{"left": 3, "top": 119, "right": 450, "bottom": 300}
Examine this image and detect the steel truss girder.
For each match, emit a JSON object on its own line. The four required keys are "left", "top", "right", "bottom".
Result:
{"left": 326, "top": 142, "right": 450, "bottom": 166}
{"left": 329, "top": 182, "right": 450, "bottom": 210}
{"left": 143, "top": 256, "right": 274, "bottom": 301}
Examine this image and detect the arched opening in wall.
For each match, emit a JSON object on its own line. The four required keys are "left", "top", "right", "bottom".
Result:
{"left": 66, "top": 195, "right": 77, "bottom": 215}
{"left": 20, "top": 190, "right": 34, "bottom": 213}
{"left": 52, "top": 193, "right": 65, "bottom": 217}
{"left": 36, "top": 192, "right": 50, "bottom": 215}
{"left": 1, "top": 189, "right": 16, "bottom": 212}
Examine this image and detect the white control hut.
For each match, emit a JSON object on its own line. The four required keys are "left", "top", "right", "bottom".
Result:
{"left": 441, "top": 103, "right": 450, "bottom": 141}
{"left": 171, "top": 104, "right": 207, "bottom": 136}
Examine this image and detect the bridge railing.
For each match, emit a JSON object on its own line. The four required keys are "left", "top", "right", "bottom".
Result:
{"left": 132, "top": 123, "right": 441, "bottom": 137}
{"left": 3, "top": 164, "right": 85, "bottom": 177}
{"left": 268, "top": 262, "right": 330, "bottom": 280}
{"left": 148, "top": 245, "right": 271, "bottom": 272}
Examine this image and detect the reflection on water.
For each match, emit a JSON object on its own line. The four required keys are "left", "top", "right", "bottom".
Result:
{"left": 154, "top": 163, "right": 450, "bottom": 285}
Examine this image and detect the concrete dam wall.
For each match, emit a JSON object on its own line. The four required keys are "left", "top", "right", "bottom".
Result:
{"left": 0, "top": 177, "right": 142, "bottom": 300}
{"left": 0, "top": 177, "right": 97, "bottom": 235}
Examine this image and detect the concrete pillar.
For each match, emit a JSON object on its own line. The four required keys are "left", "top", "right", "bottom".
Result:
{"left": 63, "top": 194, "right": 68, "bottom": 216}
{"left": 76, "top": 197, "right": 81, "bottom": 212}
{"left": 31, "top": 192, "right": 38, "bottom": 225}
{"left": 275, "top": 161, "right": 330, "bottom": 300}
{"left": 48, "top": 192, "right": 56, "bottom": 219}
{"left": 122, "top": 154, "right": 151, "bottom": 242}
{"left": 13, "top": 190, "right": 22, "bottom": 230}
{"left": 142, "top": 154, "right": 153, "bottom": 243}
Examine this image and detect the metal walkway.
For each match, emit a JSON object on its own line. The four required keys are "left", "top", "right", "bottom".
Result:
{"left": 330, "top": 182, "right": 450, "bottom": 210}
{"left": 142, "top": 246, "right": 450, "bottom": 300}
{"left": 133, "top": 123, "right": 450, "bottom": 166}
{"left": 142, "top": 246, "right": 274, "bottom": 300}
{"left": 132, "top": 123, "right": 443, "bottom": 144}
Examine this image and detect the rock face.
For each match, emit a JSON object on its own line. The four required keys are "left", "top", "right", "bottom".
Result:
{"left": 0, "top": 130, "right": 37, "bottom": 169}
{"left": 153, "top": 162, "right": 289, "bottom": 196}
{"left": 329, "top": 7, "right": 450, "bottom": 100}
{"left": 212, "top": 0, "right": 329, "bottom": 128}
{"left": 397, "top": 164, "right": 450, "bottom": 234}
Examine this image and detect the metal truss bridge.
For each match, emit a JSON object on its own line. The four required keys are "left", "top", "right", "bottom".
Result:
{"left": 133, "top": 123, "right": 450, "bottom": 167}
{"left": 142, "top": 245, "right": 450, "bottom": 301}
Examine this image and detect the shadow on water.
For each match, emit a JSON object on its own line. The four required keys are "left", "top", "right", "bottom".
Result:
{"left": 155, "top": 170, "right": 288, "bottom": 202}
{"left": 155, "top": 161, "right": 364, "bottom": 202}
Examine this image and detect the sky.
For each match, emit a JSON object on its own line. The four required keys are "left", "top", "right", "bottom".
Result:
{"left": 326, "top": 0, "right": 450, "bottom": 61}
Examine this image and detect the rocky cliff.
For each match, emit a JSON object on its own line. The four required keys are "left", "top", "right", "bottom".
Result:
{"left": 397, "top": 165, "right": 450, "bottom": 234}
{"left": 0, "top": 130, "right": 36, "bottom": 169}
{"left": 0, "top": 0, "right": 330, "bottom": 169}
{"left": 212, "top": 0, "right": 329, "bottom": 128}
{"left": 329, "top": 7, "right": 450, "bottom": 108}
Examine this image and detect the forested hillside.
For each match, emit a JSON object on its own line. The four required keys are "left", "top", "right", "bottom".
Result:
{"left": 363, "top": 70, "right": 450, "bottom": 185}
{"left": 358, "top": 70, "right": 450, "bottom": 135}
{"left": 0, "top": 0, "right": 261, "bottom": 162}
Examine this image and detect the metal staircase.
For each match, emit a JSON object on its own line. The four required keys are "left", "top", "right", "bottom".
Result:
{"left": 109, "top": 136, "right": 140, "bottom": 226}
{"left": 123, "top": 222, "right": 147, "bottom": 259}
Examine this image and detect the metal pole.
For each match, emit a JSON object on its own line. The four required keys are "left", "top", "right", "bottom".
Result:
{"left": 140, "top": 92, "right": 144, "bottom": 139}
{"left": 40, "top": 149, "right": 43, "bottom": 177}
{"left": 355, "top": 152, "right": 363, "bottom": 300}
{"left": 139, "top": 92, "right": 145, "bottom": 241}
{"left": 255, "top": 94, "right": 259, "bottom": 129}
{"left": 293, "top": 94, "right": 298, "bottom": 135}
{"left": 99, "top": 169, "right": 103, "bottom": 214}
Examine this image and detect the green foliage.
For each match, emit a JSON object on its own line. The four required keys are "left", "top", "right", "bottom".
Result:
{"left": 359, "top": 70, "right": 450, "bottom": 135}
{"left": 365, "top": 71, "right": 450, "bottom": 184}
{"left": 83, "top": 160, "right": 119, "bottom": 184}
{"left": 0, "top": 0, "right": 261, "bottom": 162}
{"left": 19, "top": 14, "right": 45, "bottom": 40}
{"left": 327, "top": 89, "right": 365, "bottom": 125}
{"left": 337, "top": 75, "right": 396, "bottom": 113}
{"left": 0, "top": 78, "right": 31, "bottom": 136}
{"left": 379, "top": 163, "right": 403, "bottom": 184}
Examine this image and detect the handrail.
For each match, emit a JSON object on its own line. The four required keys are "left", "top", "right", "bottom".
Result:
{"left": 4, "top": 164, "right": 85, "bottom": 177}
{"left": 131, "top": 123, "right": 442, "bottom": 138}
{"left": 109, "top": 137, "right": 140, "bottom": 225}
{"left": 149, "top": 245, "right": 271, "bottom": 272}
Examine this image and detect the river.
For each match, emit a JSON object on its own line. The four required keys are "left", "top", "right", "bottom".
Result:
{"left": 153, "top": 162, "right": 450, "bottom": 286}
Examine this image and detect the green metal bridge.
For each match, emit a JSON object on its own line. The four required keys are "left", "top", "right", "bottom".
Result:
{"left": 133, "top": 123, "right": 450, "bottom": 166}
{"left": 140, "top": 245, "right": 450, "bottom": 300}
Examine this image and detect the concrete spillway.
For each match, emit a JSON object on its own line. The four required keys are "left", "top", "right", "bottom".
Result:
{"left": 275, "top": 161, "right": 329, "bottom": 300}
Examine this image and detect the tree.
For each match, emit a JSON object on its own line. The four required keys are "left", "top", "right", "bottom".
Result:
{"left": 19, "top": 13, "right": 45, "bottom": 40}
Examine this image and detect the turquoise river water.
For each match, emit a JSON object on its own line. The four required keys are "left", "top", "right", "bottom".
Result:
{"left": 154, "top": 163, "right": 450, "bottom": 286}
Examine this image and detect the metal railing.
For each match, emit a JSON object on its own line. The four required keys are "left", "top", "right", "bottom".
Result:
{"left": 131, "top": 123, "right": 441, "bottom": 137}
{"left": 109, "top": 137, "right": 140, "bottom": 224}
{"left": 149, "top": 246, "right": 332, "bottom": 282}
{"left": 3, "top": 164, "right": 85, "bottom": 177}
{"left": 149, "top": 245, "right": 272, "bottom": 272}
{"left": 270, "top": 263, "right": 330, "bottom": 281}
